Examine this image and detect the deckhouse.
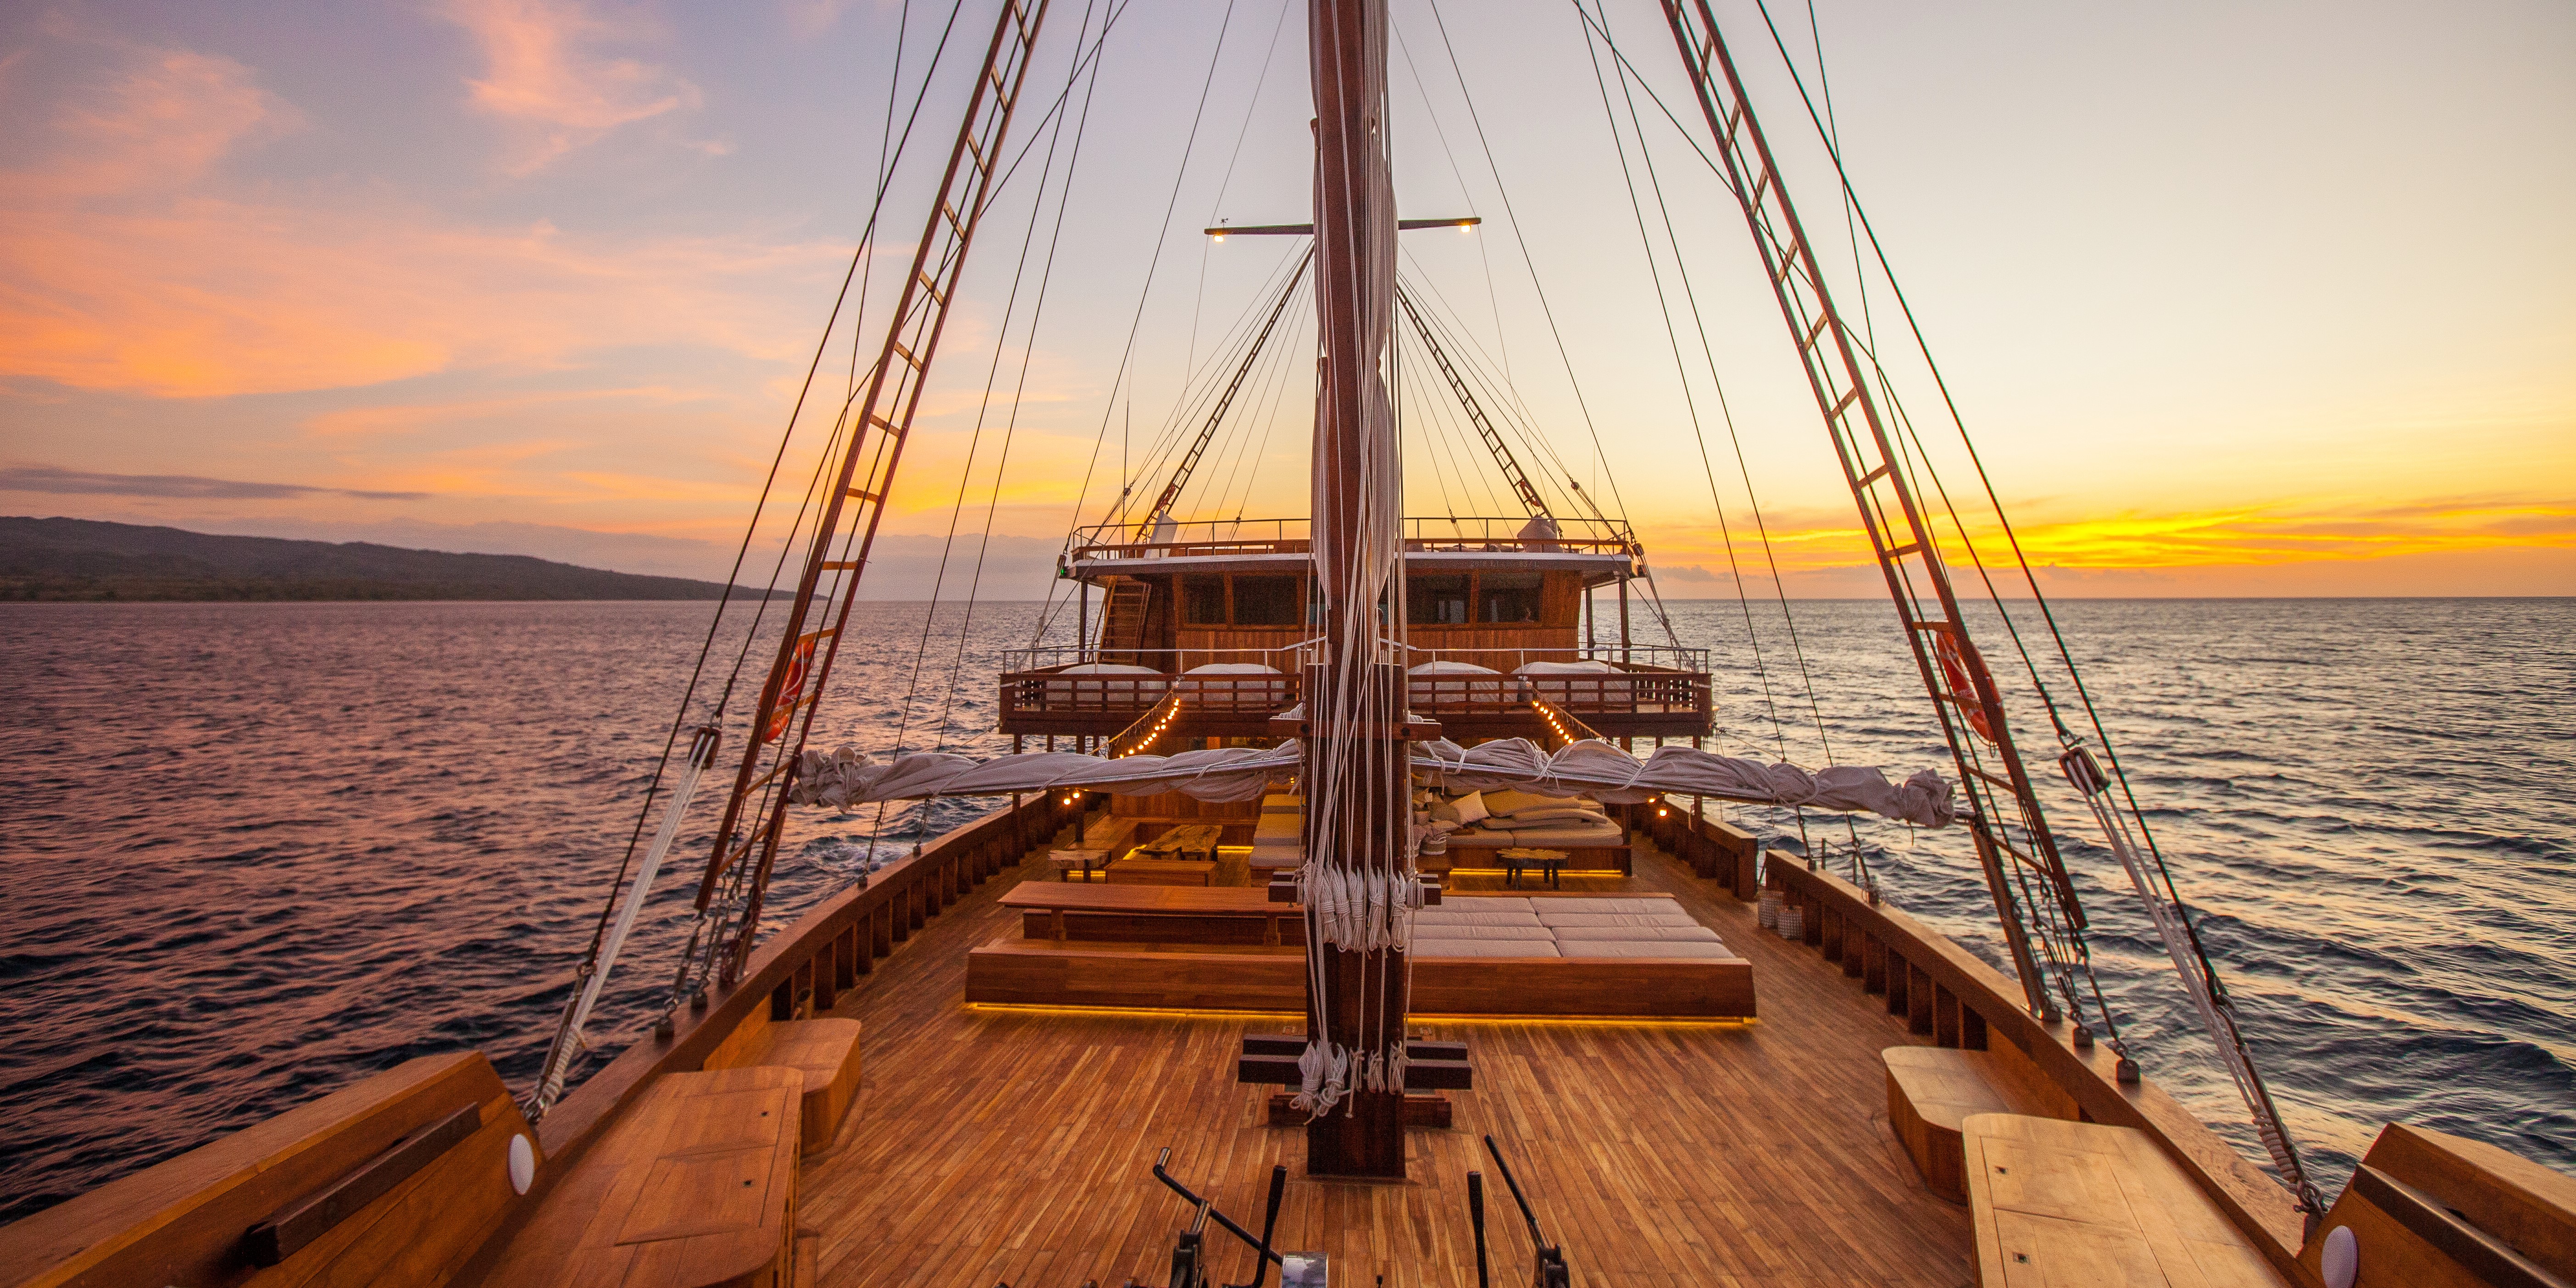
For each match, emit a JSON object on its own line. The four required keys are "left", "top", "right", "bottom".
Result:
{"left": 998, "top": 511, "right": 1714, "bottom": 746}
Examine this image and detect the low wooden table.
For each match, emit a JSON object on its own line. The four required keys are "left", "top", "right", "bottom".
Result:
{"left": 1963, "top": 1113, "right": 2286, "bottom": 1286}
{"left": 1048, "top": 847, "right": 1111, "bottom": 882}
{"left": 1130, "top": 822, "right": 1224, "bottom": 864}
{"left": 1499, "top": 847, "right": 1568, "bottom": 889}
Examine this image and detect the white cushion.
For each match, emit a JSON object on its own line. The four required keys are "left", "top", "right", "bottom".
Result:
{"left": 1514, "top": 660, "right": 1616, "bottom": 674}
{"left": 1059, "top": 662, "right": 1161, "bottom": 674}
{"left": 1548, "top": 925, "right": 1724, "bottom": 944}
{"left": 1535, "top": 910, "right": 1698, "bottom": 928}
{"left": 1412, "top": 923, "right": 1555, "bottom": 941}
{"left": 1184, "top": 662, "right": 1280, "bottom": 675}
{"left": 1555, "top": 940, "right": 1739, "bottom": 959}
{"left": 1438, "top": 896, "right": 1533, "bottom": 912}
{"left": 1505, "top": 807, "right": 1609, "bottom": 826}
{"left": 1408, "top": 660, "right": 1500, "bottom": 675}
{"left": 1411, "top": 938, "right": 1560, "bottom": 959}
{"left": 1491, "top": 820, "right": 1625, "bottom": 845}
{"left": 1450, "top": 790, "right": 1490, "bottom": 825}
{"left": 1529, "top": 897, "right": 1682, "bottom": 914}
{"left": 1412, "top": 910, "right": 1544, "bottom": 927}
{"left": 1481, "top": 789, "right": 1584, "bottom": 816}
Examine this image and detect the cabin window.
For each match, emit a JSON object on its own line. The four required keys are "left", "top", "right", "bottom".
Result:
{"left": 1182, "top": 576, "right": 1227, "bottom": 626}
{"left": 1409, "top": 574, "right": 1469, "bottom": 625}
{"left": 1232, "top": 575, "right": 1303, "bottom": 626}
{"left": 1478, "top": 573, "right": 1542, "bottom": 624}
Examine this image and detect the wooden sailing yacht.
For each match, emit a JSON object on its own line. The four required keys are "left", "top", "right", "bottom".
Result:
{"left": 5, "top": 1, "right": 2570, "bottom": 1285}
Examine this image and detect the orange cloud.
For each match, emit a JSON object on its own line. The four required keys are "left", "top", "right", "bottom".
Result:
{"left": 0, "top": 38, "right": 842, "bottom": 399}
{"left": 446, "top": 0, "right": 702, "bottom": 173}
{"left": 1637, "top": 495, "right": 2576, "bottom": 588}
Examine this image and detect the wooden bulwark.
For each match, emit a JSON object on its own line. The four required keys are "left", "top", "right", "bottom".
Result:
{"left": 0, "top": 1051, "right": 535, "bottom": 1288}
{"left": 2299, "top": 1123, "right": 2576, "bottom": 1287}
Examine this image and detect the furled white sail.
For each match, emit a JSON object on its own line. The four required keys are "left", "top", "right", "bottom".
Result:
{"left": 786, "top": 737, "right": 1955, "bottom": 827}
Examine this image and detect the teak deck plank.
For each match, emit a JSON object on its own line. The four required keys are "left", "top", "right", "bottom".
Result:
{"left": 797, "top": 835, "right": 1975, "bottom": 1286}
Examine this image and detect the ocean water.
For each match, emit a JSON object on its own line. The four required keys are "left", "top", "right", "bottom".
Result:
{"left": 0, "top": 596, "right": 2568, "bottom": 1225}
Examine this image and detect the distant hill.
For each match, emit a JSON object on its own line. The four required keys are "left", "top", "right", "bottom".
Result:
{"left": 0, "top": 517, "right": 778, "bottom": 602}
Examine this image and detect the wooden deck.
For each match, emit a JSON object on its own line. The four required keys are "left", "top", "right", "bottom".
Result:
{"left": 793, "top": 836, "right": 1976, "bottom": 1286}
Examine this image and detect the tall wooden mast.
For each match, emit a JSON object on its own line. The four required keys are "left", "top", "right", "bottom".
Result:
{"left": 1300, "top": 0, "right": 1411, "bottom": 1178}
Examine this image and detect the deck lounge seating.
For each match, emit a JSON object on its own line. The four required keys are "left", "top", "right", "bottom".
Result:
{"left": 966, "top": 890, "right": 1755, "bottom": 1017}
{"left": 1410, "top": 894, "right": 1739, "bottom": 962}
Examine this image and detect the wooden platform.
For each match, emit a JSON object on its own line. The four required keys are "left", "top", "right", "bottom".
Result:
{"left": 478, "top": 1066, "right": 805, "bottom": 1287}
{"left": 798, "top": 833, "right": 1981, "bottom": 1285}
{"left": 1963, "top": 1113, "right": 2286, "bottom": 1286}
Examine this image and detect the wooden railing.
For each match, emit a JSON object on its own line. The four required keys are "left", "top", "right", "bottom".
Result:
{"left": 1629, "top": 803, "right": 2311, "bottom": 1282}
{"left": 1066, "top": 515, "right": 1641, "bottom": 564}
{"left": 1003, "top": 665, "right": 1708, "bottom": 723}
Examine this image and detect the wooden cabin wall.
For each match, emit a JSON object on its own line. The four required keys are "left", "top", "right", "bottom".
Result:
{"left": 1109, "top": 791, "right": 1260, "bottom": 821}
{"left": 1176, "top": 627, "right": 1307, "bottom": 667}
{"left": 1144, "top": 575, "right": 1178, "bottom": 655}
{"left": 1403, "top": 625, "right": 1581, "bottom": 672}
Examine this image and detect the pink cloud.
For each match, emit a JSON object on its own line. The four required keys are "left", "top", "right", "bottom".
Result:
{"left": 0, "top": 37, "right": 847, "bottom": 399}
{"left": 446, "top": 0, "right": 701, "bottom": 173}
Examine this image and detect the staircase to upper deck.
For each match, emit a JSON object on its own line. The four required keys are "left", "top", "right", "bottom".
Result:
{"left": 1096, "top": 577, "right": 1151, "bottom": 666}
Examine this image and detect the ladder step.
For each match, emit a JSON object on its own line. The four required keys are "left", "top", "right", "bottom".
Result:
{"left": 941, "top": 201, "right": 967, "bottom": 239}
{"left": 819, "top": 561, "right": 862, "bottom": 572}
{"left": 1801, "top": 314, "right": 1832, "bottom": 352}
{"left": 916, "top": 269, "right": 946, "bottom": 307}
{"left": 1884, "top": 541, "right": 1926, "bottom": 560}
{"left": 891, "top": 339, "right": 923, "bottom": 371}
{"left": 965, "top": 132, "right": 989, "bottom": 175}
{"left": 1829, "top": 386, "right": 1862, "bottom": 420}
{"left": 844, "top": 487, "right": 881, "bottom": 503}
{"left": 1858, "top": 461, "right": 1891, "bottom": 486}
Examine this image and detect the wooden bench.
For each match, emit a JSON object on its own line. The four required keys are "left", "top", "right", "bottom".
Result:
{"left": 1000, "top": 881, "right": 1299, "bottom": 945}
{"left": 1964, "top": 1113, "right": 2286, "bottom": 1286}
{"left": 1884, "top": 1046, "right": 2062, "bottom": 1202}
{"left": 1107, "top": 857, "right": 1216, "bottom": 886}
{"left": 727, "top": 1019, "right": 862, "bottom": 1157}
{"left": 479, "top": 1066, "right": 804, "bottom": 1287}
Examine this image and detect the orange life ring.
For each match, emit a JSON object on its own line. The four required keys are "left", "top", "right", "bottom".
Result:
{"left": 1935, "top": 632, "right": 1998, "bottom": 743}
{"left": 766, "top": 636, "right": 818, "bottom": 742}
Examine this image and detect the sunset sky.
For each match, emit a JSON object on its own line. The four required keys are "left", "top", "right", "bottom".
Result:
{"left": 3, "top": 0, "right": 2569, "bottom": 597}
